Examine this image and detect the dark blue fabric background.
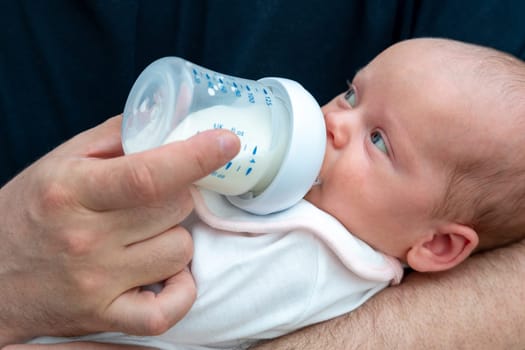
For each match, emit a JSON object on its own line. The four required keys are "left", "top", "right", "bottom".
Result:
{"left": 1, "top": 0, "right": 525, "bottom": 185}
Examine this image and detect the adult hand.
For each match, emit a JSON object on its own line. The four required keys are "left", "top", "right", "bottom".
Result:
{"left": 0, "top": 115, "right": 240, "bottom": 346}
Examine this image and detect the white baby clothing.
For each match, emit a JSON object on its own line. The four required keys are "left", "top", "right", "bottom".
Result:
{"left": 31, "top": 189, "right": 403, "bottom": 349}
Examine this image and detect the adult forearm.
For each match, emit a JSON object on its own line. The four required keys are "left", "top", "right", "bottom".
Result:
{"left": 253, "top": 240, "right": 525, "bottom": 349}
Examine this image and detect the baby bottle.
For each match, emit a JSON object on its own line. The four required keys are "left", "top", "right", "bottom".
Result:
{"left": 121, "top": 57, "right": 326, "bottom": 215}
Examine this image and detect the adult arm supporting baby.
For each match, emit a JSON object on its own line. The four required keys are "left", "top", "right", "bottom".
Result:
{"left": 253, "top": 239, "right": 525, "bottom": 349}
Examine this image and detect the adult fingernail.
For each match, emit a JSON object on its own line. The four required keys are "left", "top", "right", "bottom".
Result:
{"left": 218, "top": 132, "right": 240, "bottom": 158}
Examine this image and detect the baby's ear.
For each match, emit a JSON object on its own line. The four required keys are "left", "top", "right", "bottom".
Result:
{"left": 406, "top": 223, "right": 478, "bottom": 272}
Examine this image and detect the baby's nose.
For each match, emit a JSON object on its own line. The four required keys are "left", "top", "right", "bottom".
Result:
{"left": 324, "top": 110, "right": 351, "bottom": 149}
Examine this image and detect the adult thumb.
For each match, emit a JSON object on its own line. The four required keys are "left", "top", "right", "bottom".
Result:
{"left": 79, "top": 128, "right": 240, "bottom": 210}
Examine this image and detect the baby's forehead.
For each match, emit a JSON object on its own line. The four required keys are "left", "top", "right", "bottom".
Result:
{"left": 374, "top": 39, "right": 510, "bottom": 81}
{"left": 368, "top": 41, "right": 525, "bottom": 186}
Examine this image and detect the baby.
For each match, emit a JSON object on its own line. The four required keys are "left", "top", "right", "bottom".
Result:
{"left": 30, "top": 38, "right": 525, "bottom": 349}
{"left": 307, "top": 37, "right": 525, "bottom": 271}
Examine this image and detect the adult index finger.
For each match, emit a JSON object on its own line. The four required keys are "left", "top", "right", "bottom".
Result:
{"left": 79, "top": 129, "right": 240, "bottom": 210}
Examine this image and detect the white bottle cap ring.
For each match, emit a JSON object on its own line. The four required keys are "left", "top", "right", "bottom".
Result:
{"left": 227, "top": 78, "right": 326, "bottom": 214}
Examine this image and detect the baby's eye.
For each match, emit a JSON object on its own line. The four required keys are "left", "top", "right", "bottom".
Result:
{"left": 371, "top": 131, "right": 388, "bottom": 154}
{"left": 344, "top": 82, "right": 358, "bottom": 107}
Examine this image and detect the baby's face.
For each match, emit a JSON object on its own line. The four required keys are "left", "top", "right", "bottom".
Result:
{"left": 305, "top": 39, "right": 503, "bottom": 258}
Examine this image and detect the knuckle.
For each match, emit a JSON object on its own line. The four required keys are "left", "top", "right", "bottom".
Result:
{"left": 194, "top": 147, "right": 215, "bottom": 177}
{"left": 62, "top": 230, "right": 97, "bottom": 257}
{"left": 181, "top": 233, "right": 194, "bottom": 264}
{"left": 143, "top": 228, "right": 193, "bottom": 274}
{"left": 143, "top": 313, "right": 171, "bottom": 335}
{"left": 145, "top": 228, "right": 193, "bottom": 272}
{"left": 173, "top": 228, "right": 194, "bottom": 265}
{"left": 193, "top": 151, "right": 209, "bottom": 176}
{"left": 187, "top": 282, "right": 198, "bottom": 303}
{"left": 71, "top": 268, "right": 106, "bottom": 295}
{"left": 127, "top": 161, "right": 160, "bottom": 202}
{"left": 183, "top": 141, "right": 213, "bottom": 180}
{"left": 167, "top": 188, "right": 193, "bottom": 219}
{"left": 38, "top": 180, "right": 75, "bottom": 214}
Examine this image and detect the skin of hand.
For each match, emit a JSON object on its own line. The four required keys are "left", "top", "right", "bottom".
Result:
{"left": 0, "top": 115, "right": 240, "bottom": 346}
{"left": 251, "top": 240, "right": 525, "bottom": 350}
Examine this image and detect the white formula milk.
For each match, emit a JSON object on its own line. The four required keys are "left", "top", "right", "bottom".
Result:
{"left": 163, "top": 104, "right": 289, "bottom": 196}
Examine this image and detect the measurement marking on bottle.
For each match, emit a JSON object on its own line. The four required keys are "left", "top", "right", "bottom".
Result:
{"left": 192, "top": 69, "right": 201, "bottom": 83}
{"left": 211, "top": 171, "right": 225, "bottom": 179}
{"left": 225, "top": 162, "right": 232, "bottom": 170}
{"left": 245, "top": 168, "right": 252, "bottom": 176}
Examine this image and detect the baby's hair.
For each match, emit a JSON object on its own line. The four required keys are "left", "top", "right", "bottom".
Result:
{"left": 438, "top": 158, "right": 525, "bottom": 252}
{"left": 431, "top": 39, "right": 525, "bottom": 252}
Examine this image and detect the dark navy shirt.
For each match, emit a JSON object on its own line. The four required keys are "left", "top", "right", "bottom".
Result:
{"left": 1, "top": 0, "right": 524, "bottom": 185}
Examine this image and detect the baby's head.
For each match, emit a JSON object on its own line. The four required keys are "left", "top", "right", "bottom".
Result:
{"left": 305, "top": 38, "right": 525, "bottom": 272}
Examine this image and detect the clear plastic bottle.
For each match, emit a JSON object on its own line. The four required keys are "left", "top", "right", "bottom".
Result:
{"left": 122, "top": 57, "right": 325, "bottom": 214}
